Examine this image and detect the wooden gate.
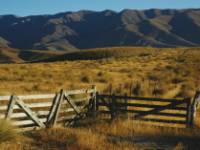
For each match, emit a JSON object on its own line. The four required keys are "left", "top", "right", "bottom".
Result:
{"left": 1, "top": 86, "right": 200, "bottom": 130}
{"left": 0, "top": 86, "right": 96, "bottom": 131}
{"left": 96, "top": 91, "right": 200, "bottom": 128}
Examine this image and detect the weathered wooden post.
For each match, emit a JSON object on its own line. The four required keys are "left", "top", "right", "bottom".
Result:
{"left": 190, "top": 91, "right": 200, "bottom": 127}
{"left": 96, "top": 91, "right": 99, "bottom": 117}
{"left": 124, "top": 93, "right": 128, "bottom": 119}
{"left": 47, "top": 89, "right": 64, "bottom": 127}
{"left": 187, "top": 91, "right": 200, "bottom": 128}
{"left": 6, "top": 95, "right": 15, "bottom": 120}
{"left": 192, "top": 91, "right": 200, "bottom": 117}
{"left": 186, "top": 98, "right": 192, "bottom": 127}
{"left": 46, "top": 92, "right": 59, "bottom": 127}
{"left": 91, "top": 85, "right": 97, "bottom": 118}
{"left": 111, "top": 93, "right": 116, "bottom": 120}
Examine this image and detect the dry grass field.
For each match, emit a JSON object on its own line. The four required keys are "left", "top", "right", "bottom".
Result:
{"left": 1, "top": 47, "right": 200, "bottom": 149}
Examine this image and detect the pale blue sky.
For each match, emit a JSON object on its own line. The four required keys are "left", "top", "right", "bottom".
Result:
{"left": 0, "top": 0, "right": 200, "bottom": 16}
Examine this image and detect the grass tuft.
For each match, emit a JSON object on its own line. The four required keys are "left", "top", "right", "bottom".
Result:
{"left": 0, "top": 120, "right": 16, "bottom": 143}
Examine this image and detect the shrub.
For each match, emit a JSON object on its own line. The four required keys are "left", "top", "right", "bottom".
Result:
{"left": 81, "top": 75, "right": 91, "bottom": 83}
{"left": 139, "top": 53, "right": 151, "bottom": 57}
{"left": 97, "top": 71, "right": 103, "bottom": 77}
{"left": 148, "top": 74, "right": 159, "bottom": 81}
{"left": 98, "top": 78, "right": 108, "bottom": 83}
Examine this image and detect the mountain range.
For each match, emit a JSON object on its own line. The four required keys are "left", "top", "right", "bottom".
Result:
{"left": 0, "top": 8, "right": 200, "bottom": 63}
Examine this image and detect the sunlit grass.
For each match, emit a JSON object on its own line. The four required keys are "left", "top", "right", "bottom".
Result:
{"left": 0, "top": 120, "right": 16, "bottom": 143}
{"left": 0, "top": 47, "right": 200, "bottom": 149}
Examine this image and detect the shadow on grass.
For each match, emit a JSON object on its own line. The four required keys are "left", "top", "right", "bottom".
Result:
{"left": 107, "top": 130, "right": 200, "bottom": 150}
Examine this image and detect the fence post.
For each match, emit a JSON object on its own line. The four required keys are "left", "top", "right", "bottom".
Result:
{"left": 96, "top": 92, "right": 99, "bottom": 117}
{"left": 187, "top": 91, "right": 200, "bottom": 128}
{"left": 186, "top": 98, "right": 193, "bottom": 128}
{"left": 124, "top": 93, "right": 128, "bottom": 119}
{"left": 91, "top": 85, "right": 97, "bottom": 118}
{"left": 111, "top": 93, "right": 116, "bottom": 120}
{"left": 6, "top": 95, "right": 15, "bottom": 120}
{"left": 192, "top": 91, "right": 200, "bottom": 116}
{"left": 47, "top": 89, "right": 64, "bottom": 127}
{"left": 47, "top": 93, "right": 59, "bottom": 127}
{"left": 5, "top": 95, "right": 15, "bottom": 120}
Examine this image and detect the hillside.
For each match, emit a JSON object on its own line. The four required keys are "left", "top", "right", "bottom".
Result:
{"left": 0, "top": 9, "right": 200, "bottom": 52}
{"left": 0, "top": 46, "right": 199, "bottom": 95}
{"left": 41, "top": 47, "right": 157, "bottom": 62}
{"left": 18, "top": 50, "right": 66, "bottom": 62}
{"left": 0, "top": 47, "right": 200, "bottom": 149}
{"left": 40, "top": 46, "right": 200, "bottom": 62}
{"left": 0, "top": 46, "right": 23, "bottom": 63}
{"left": 0, "top": 43, "right": 66, "bottom": 63}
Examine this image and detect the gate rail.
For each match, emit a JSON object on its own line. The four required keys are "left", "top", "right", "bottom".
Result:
{"left": 96, "top": 91, "right": 200, "bottom": 128}
{"left": 0, "top": 86, "right": 96, "bottom": 131}
{"left": 1, "top": 87, "right": 200, "bottom": 130}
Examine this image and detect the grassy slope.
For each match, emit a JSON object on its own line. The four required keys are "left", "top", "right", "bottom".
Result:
{"left": 0, "top": 47, "right": 199, "bottom": 96}
{"left": 0, "top": 46, "right": 67, "bottom": 63}
{"left": 42, "top": 47, "right": 158, "bottom": 62}
{"left": 0, "top": 47, "right": 24, "bottom": 63}
{"left": 0, "top": 47, "right": 200, "bottom": 149}
{"left": 18, "top": 50, "right": 66, "bottom": 62}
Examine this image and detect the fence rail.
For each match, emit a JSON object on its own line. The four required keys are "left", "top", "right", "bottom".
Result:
{"left": 96, "top": 91, "right": 200, "bottom": 128}
{"left": 0, "top": 86, "right": 96, "bottom": 131}
{"left": 0, "top": 86, "right": 200, "bottom": 131}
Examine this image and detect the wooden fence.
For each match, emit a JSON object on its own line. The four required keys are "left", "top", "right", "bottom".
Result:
{"left": 96, "top": 91, "right": 200, "bottom": 128}
{"left": 0, "top": 86, "right": 96, "bottom": 131}
{"left": 0, "top": 86, "right": 200, "bottom": 130}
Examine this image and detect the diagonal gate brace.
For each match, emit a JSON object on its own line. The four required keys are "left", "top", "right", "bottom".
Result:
{"left": 134, "top": 100, "right": 187, "bottom": 119}
{"left": 64, "top": 93, "right": 81, "bottom": 115}
{"left": 6, "top": 95, "right": 16, "bottom": 120}
{"left": 64, "top": 92, "right": 87, "bottom": 126}
{"left": 14, "top": 95, "right": 45, "bottom": 128}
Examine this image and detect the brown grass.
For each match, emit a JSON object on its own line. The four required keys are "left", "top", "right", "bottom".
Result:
{"left": 0, "top": 120, "right": 16, "bottom": 143}
{"left": 0, "top": 47, "right": 199, "bottom": 97}
{"left": 2, "top": 119, "right": 200, "bottom": 150}
{"left": 0, "top": 47, "right": 200, "bottom": 149}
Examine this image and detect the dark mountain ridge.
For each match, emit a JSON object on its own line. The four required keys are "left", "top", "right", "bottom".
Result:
{"left": 0, "top": 8, "right": 200, "bottom": 51}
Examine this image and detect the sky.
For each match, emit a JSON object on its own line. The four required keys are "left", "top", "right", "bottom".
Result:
{"left": 0, "top": 0, "right": 200, "bottom": 16}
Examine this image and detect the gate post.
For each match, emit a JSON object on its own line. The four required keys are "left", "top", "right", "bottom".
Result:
{"left": 47, "top": 89, "right": 64, "bottom": 127}
{"left": 111, "top": 93, "right": 117, "bottom": 120}
{"left": 124, "top": 93, "right": 128, "bottom": 119}
{"left": 6, "top": 95, "right": 15, "bottom": 120}
{"left": 187, "top": 91, "right": 200, "bottom": 128}
{"left": 186, "top": 98, "right": 193, "bottom": 128}
{"left": 91, "top": 85, "right": 97, "bottom": 118}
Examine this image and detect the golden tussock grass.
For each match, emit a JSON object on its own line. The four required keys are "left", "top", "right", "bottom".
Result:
{"left": 0, "top": 47, "right": 200, "bottom": 149}
{"left": 0, "top": 120, "right": 16, "bottom": 143}
{"left": 0, "top": 47, "right": 199, "bottom": 97}
{"left": 2, "top": 119, "right": 199, "bottom": 150}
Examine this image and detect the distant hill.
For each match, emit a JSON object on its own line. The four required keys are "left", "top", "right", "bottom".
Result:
{"left": 39, "top": 47, "right": 169, "bottom": 62}
{"left": 0, "top": 8, "right": 200, "bottom": 52}
{"left": 0, "top": 43, "right": 65, "bottom": 63}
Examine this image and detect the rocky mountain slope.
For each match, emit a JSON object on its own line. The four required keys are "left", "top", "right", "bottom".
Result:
{"left": 0, "top": 9, "right": 200, "bottom": 52}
